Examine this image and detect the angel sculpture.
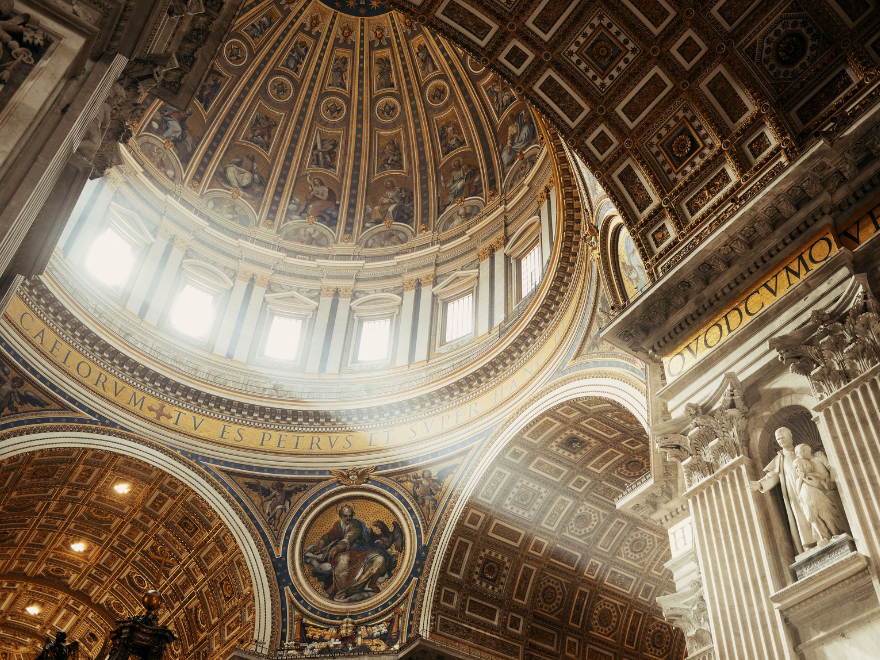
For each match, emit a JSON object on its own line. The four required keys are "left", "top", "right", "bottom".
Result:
{"left": 0, "top": 363, "right": 48, "bottom": 414}
{"left": 34, "top": 631, "right": 78, "bottom": 660}
{"left": 245, "top": 480, "right": 310, "bottom": 530}
{"left": 330, "top": 466, "right": 376, "bottom": 486}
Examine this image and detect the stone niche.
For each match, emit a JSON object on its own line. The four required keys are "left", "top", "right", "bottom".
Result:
{"left": 650, "top": 236, "right": 880, "bottom": 660}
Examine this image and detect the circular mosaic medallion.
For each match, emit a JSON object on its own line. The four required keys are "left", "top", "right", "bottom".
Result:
{"left": 224, "top": 39, "right": 248, "bottom": 67}
{"left": 268, "top": 76, "right": 293, "bottom": 102}
{"left": 321, "top": 96, "right": 347, "bottom": 122}
{"left": 291, "top": 489, "right": 413, "bottom": 613}
{"left": 425, "top": 80, "right": 449, "bottom": 106}
{"left": 375, "top": 97, "right": 400, "bottom": 122}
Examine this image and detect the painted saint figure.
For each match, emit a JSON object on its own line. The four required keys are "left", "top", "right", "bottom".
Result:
{"left": 245, "top": 112, "right": 278, "bottom": 152}
{"left": 160, "top": 106, "right": 192, "bottom": 144}
{"left": 375, "top": 56, "right": 394, "bottom": 91}
{"left": 328, "top": 53, "right": 349, "bottom": 91}
{"left": 368, "top": 179, "right": 414, "bottom": 227}
{"left": 500, "top": 110, "right": 536, "bottom": 168}
{"left": 244, "top": 13, "right": 273, "bottom": 41}
{"left": 224, "top": 153, "right": 264, "bottom": 192}
{"left": 196, "top": 72, "right": 223, "bottom": 111}
{"left": 303, "top": 505, "right": 400, "bottom": 602}
{"left": 438, "top": 118, "right": 465, "bottom": 157}
{"left": 299, "top": 176, "right": 339, "bottom": 227}
{"left": 377, "top": 138, "right": 403, "bottom": 172}
{"left": 284, "top": 39, "right": 310, "bottom": 76}
{"left": 441, "top": 158, "right": 480, "bottom": 209}
{"left": 415, "top": 43, "right": 436, "bottom": 75}
{"left": 0, "top": 363, "right": 48, "bottom": 414}
{"left": 308, "top": 131, "right": 339, "bottom": 172}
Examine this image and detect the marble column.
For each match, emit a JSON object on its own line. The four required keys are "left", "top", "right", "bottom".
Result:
{"left": 325, "top": 286, "right": 353, "bottom": 373}
{"left": 305, "top": 286, "right": 336, "bottom": 373}
{"left": 232, "top": 273, "right": 270, "bottom": 363}
{"left": 657, "top": 390, "right": 797, "bottom": 660}
{"left": 412, "top": 274, "right": 434, "bottom": 364}
{"left": 656, "top": 517, "right": 716, "bottom": 660}
{"left": 143, "top": 235, "right": 189, "bottom": 326}
{"left": 477, "top": 246, "right": 492, "bottom": 336}
{"left": 213, "top": 268, "right": 252, "bottom": 358}
{"left": 58, "top": 177, "right": 100, "bottom": 251}
{"left": 124, "top": 223, "right": 171, "bottom": 315}
{"left": 493, "top": 237, "right": 506, "bottom": 328}
{"left": 813, "top": 365, "right": 880, "bottom": 568}
{"left": 688, "top": 456, "right": 795, "bottom": 660}
{"left": 395, "top": 278, "right": 418, "bottom": 367}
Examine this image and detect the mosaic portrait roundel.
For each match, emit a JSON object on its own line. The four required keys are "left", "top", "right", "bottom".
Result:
{"left": 292, "top": 490, "right": 414, "bottom": 613}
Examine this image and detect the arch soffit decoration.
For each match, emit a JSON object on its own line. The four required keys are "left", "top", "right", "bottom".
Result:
{"left": 0, "top": 431, "right": 276, "bottom": 646}
{"left": 599, "top": 214, "right": 626, "bottom": 309}
{"left": 418, "top": 375, "right": 649, "bottom": 632}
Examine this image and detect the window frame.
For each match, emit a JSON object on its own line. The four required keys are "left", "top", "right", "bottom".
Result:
{"left": 161, "top": 259, "right": 234, "bottom": 347}
{"left": 347, "top": 293, "right": 402, "bottom": 369}
{"left": 262, "top": 313, "right": 308, "bottom": 362}
{"left": 432, "top": 271, "right": 479, "bottom": 352}
{"left": 517, "top": 240, "right": 542, "bottom": 300}
{"left": 506, "top": 217, "right": 543, "bottom": 305}
{"left": 254, "top": 289, "right": 319, "bottom": 369}
{"left": 82, "top": 202, "right": 154, "bottom": 297}
{"left": 167, "top": 281, "right": 220, "bottom": 343}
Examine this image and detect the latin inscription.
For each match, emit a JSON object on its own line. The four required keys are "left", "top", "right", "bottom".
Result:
{"left": 663, "top": 225, "right": 839, "bottom": 380}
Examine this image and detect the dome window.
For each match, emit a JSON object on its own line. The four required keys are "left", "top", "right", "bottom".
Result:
{"left": 445, "top": 293, "right": 474, "bottom": 343}
{"left": 265, "top": 315, "right": 304, "bottom": 361}
{"left": 85, "top": 227, "right": 135, "bottom": 289}
{"left": 82, "top": 202, "right": 153, "bottom": 294}
{"left": 169, "top": 284, "right": 216, "bottom": 339}
{"left": 520, "top": 243, "right": 542, "bottom": 297}
{"left": 357, "top": 318, "right": 392, "bottom": 362}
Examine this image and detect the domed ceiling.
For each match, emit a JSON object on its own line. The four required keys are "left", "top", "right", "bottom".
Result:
{"left": 134, "top": 0, "right": 542, "bottom": 252}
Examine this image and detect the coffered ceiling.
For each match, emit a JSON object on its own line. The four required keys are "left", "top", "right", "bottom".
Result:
{"left": 0, "top": 449, "right": 255, "bottom": 660}
{"left": 383, "top": 0, "right": 880, "bottom": 277}
{"left": 432, "top": 398, "right": 683, "bottom": 660}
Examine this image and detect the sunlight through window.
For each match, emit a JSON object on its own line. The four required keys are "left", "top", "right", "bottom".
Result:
{"left": 445, "top": 294, "right": 473, "bottom": 342}
{"left": 521, "top": 243, "right": 541, "bottom": 297}
{"left": 170, "top": 285, "right": 215, "bottom": 338}
{"left": 265, "top": 315, "right": 303, "bottom": 360}
{"left": 357, "top": 318, "right": 391, "bottom": 361}
{"left": 85, "top": 228, "right": 134, "bottom": 288}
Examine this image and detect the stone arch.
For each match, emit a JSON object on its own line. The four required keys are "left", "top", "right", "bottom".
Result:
{"left": 0, "top": 431, "right": 275, "bottom": 646}
{"left": 419, "top": 374, "right": 648, "bottom": 633}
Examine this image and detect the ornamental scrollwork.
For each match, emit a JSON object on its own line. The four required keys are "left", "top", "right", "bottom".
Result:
{"left": 774, "top": 289, "right": 880, "bottom": 400}
{"left": 656, "top": 386, "right": 749, "bottom": 490}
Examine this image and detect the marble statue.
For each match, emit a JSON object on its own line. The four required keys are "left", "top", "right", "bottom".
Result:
{"left": 792, "top": 444, "right": 847, "bottom": 544}
{"left": 748, "top": 426, "right": 847, "bottom": 553}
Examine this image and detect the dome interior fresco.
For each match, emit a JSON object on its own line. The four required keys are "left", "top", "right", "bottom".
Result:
{"left": 134, "top": 0, "right": 544, "bottom": 254}
{"left": 0, "top": 448, "right": 256, "bottom": 660}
